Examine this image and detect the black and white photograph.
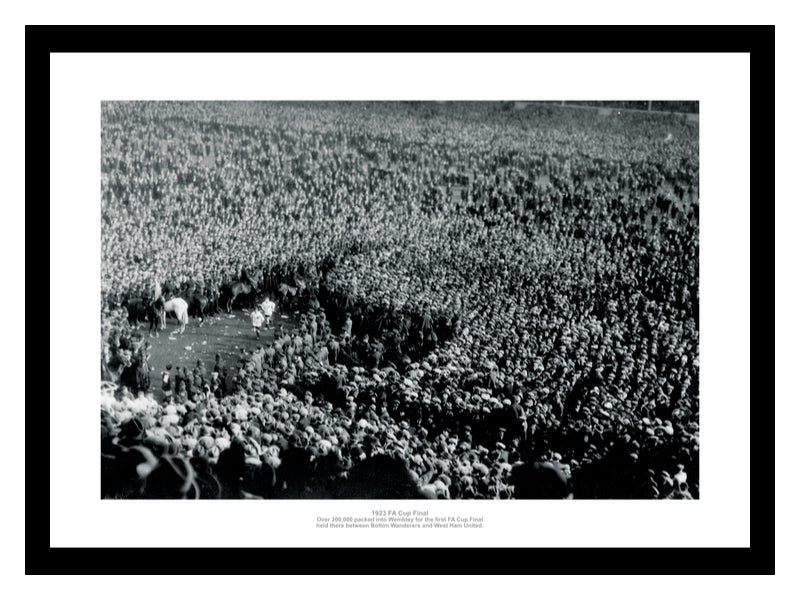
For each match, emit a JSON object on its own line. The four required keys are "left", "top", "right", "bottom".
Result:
{"left": 33, "top": 20, "right": 775, "bottom": 582}
{"left": 99, "top": 99, "right": 700, "bottom": 501}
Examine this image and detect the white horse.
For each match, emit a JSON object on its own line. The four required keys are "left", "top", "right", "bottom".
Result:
{"left": 163, "top": 297, "right": 190, "bottom": 334}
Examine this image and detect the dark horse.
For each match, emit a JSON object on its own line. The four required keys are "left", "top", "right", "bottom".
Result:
{"left": 187, "top": 293, "right": 210, "bottom": 324}
{"left": 121, "top": 296, "right": 165, "bottom": 337}
{"left": 121, "top": 297, "right": 147, "bottom": 327}
{"left": 149, "top": 296, "right": 165, "bottom": 336}
{"left": 219, "top": 281, "right": 255, "bottom": 313}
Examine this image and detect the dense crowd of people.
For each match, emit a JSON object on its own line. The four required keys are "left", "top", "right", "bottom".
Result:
{"left": 540, "top": 100, "right": 699, "bottom": 114}
{"left": 100, "top": 101, "right": 699, "bottom": 500}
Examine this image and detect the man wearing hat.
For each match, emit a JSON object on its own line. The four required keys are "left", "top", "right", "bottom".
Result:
{"left": 161, "top": 364, "right": 173, "bottom": 402}
{"left": 341, "top": 313, "right": 352, "bottom": 346}
{"left": 327, "top": 336, "right": 340, "bottom": 364}
{"left": 251, "top": 345, "right": 265, "bottom": 376}
{"left": 510, "top": 395, "right": 528, "bottom": 440}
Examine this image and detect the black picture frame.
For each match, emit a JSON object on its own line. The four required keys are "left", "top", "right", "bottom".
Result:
{"left": 36, "top": 24, "right": 773, "bottom": 576}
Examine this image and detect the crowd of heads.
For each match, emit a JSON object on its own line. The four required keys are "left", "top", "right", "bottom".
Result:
{"left": 101, "top": 101, "right": 699, "bottom": 500}
{"left": 539, "top": 100, "right": 699, "bottom": 114}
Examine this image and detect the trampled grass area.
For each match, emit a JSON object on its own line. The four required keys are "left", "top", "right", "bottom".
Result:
{"left": 140, "top": 307, "right": 300, "bottom": 399}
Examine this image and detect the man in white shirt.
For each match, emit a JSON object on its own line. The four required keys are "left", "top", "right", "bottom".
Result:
{"left": 260, "top": 298, "right": 276, "bottom": 326}
{"left": 251, "top": 308, "right": 265, "bottom": 339}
